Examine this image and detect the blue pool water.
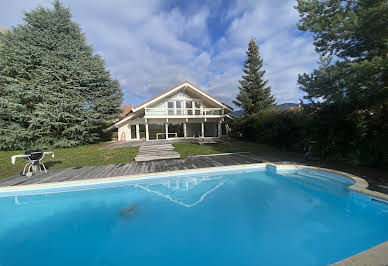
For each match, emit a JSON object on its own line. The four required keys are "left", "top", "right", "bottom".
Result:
{"left": 0, "top": 166, "right": 387, "bottom": 266}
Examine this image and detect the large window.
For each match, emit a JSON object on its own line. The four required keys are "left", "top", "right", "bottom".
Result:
{"left": 148, "top": 123, "right": 166, "bottom": 140}
{"left": 168, "top": 123, "right": 184, "bottom": 138}
{"left": 204, "top": 122, "right": 218, "bottom": 137}
{"left": 186, "top": 123, "right": 201, "bottom": 137}
{"left": 166, "top": 100, "right": 184, "bottom": 115}
{"left": 185, "top": 100, "right": 201, "bottom": 115}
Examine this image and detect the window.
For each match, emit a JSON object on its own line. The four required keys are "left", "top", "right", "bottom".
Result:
{"left": 168, "top": 101, "right": 174, "bottom": 115}
{"left": 131, "top": 125, "right": 137, "bottom": 139}
{"left": 204, "top": 122, "right": 218, "bottom": 137}
{"left": 149, "top": 123, "right": 166, "bottom": 140}
{"left": 186, "top": 123, "right": 201, "bottom": 137}
{"left": 185, "top": 100, "right": 192, "bottom": 108}
{"left": 176, "top": 101, "right": 183, "bottom": 115}
{"left": 168, "top": 123, "right": 184, "bottom": 137}
{"left": 186, "top": 100, "right": 193, "bottom": 115}
{"left": 139, "top": 124, "right": 146, "bottom": 139}
{"left": 194, "top": 101, "right": 201, "bottom": 115}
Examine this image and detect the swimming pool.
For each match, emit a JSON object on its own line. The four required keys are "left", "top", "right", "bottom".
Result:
{"left": 0, "top": 164, "right": 387, "bottom": 266}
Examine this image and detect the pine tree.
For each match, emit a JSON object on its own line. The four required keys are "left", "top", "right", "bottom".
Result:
{"left": 295, "top": 0, "right": 387, "bottom": 109}
{"left": 0, "top": 1, "right": 122, "bottom": 150}
{"left": 233, "top": 39, "right": 275, "bottom": 115}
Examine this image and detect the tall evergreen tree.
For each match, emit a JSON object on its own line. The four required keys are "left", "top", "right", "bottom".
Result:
{"left": 0, "top": 1, "right": 122, "bottom": 150}
{"left": 234, "top": 39, "right": 275, "bottom": 115}
{"left": 295, "top": 0, "right": 387, "bottom": 109}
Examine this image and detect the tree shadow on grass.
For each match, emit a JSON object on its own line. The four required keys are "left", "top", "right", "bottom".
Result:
{"left": 44, "top": 160, "right": 63, "bottom": 168}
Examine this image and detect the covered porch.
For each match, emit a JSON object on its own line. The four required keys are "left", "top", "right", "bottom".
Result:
{"left": 118, "top": 118, "right": 229, "bottom": 142}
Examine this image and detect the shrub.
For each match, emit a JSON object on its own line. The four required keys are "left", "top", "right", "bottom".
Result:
{"left": 232, "top": 108, "right": 309, "bottom": 151}
{"left": 231, "top": 104, "right": 387, "bottom": 167}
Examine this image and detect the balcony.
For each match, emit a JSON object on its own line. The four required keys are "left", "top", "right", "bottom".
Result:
{"left": 145, "top": 107, "right": 223, "bottom": 117}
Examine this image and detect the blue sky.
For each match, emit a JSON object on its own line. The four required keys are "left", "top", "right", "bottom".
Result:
{"left": 1, "top": 0, "right": 318, "bottom": 107}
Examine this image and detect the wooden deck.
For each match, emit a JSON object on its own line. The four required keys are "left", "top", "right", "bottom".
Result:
{"left": 103, "top": 137, "right": 223, "bottom": 148}
{"left": 0, "top": 153, "right": 262, "bottom": 187}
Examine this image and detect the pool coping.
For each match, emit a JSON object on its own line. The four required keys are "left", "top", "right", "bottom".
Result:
{"left": 331, "top": 241, "right": 388, "bottom": 265}
{"left": 0, "top": 162, "right": 387, "bottom": 264}
{"left": 269, "top": 164, "right": 388, "bottom": 202}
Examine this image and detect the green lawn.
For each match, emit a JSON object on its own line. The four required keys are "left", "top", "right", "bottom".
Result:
{"left": 173, "top": 141, "right": 275, "bottom": 157}
{"left": 0, "top": 143, "right": 139, "bottom": 179}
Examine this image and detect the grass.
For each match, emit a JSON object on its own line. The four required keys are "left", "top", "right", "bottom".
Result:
{"left": 173, "top": 141, "right": 275, "bottom": 157}
{"left": 0, "top": 143, "right": 139, "bottom": 179}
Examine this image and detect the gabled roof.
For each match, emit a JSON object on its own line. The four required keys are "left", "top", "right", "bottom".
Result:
{"left": 109, "top": 81, "right": 233, "bottom": 129}
{"left": 118, "top": 105, "right": 134, "bottom": 118}
{"left": 131, "top": 80, "right": 233, "bottom": 112}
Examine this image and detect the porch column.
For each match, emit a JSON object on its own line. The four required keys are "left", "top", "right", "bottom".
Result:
{"left": 218, "top": 121, "right": 222, "bottom": 138}
{"left": 225, "top": 123, "right": 229, "bottom": 136}
{"left": 183, "top": 123, "right": 187, "bottom": 138}
{"left": 165, "top": 122, "right": 169, "bottom": 139}
{"left": 128, "top": 124, "right": 132, "bottom": 140}
{"left": 201, "top": 122, "right": 205, "bottom": 138}
{"left": 145, "top": 123, "right": 149, "bottom": 141}
{"left": 136, "top": 124, "right": 140, "bottom": 140}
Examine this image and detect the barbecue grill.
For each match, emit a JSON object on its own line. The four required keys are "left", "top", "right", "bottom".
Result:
{"left": 11, "top": 149, "right": 54, "bottom": 177}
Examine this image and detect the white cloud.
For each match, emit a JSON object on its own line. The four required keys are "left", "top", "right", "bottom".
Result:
{"left": 0, "top": 0, "right": 318, "bottom": 107}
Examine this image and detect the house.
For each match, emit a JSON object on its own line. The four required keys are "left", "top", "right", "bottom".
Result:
{"left": 106, "top": 81, "right": 233, "bottom": 141}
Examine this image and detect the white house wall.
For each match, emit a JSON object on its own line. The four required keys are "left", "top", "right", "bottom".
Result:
{"left": 118, "top": 123, "right": 131, "bottom": 141}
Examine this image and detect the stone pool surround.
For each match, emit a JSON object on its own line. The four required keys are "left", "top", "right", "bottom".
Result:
{"left": 0, "top": 163, "right": 387, "bottom": 265}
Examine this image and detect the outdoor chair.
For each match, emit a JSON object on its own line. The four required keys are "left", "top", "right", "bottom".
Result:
{"left": 304, "top": 141, "right": 321, "bottom": 161}
{"left": 11, "top": 149, "right": 55, "bottom": 177}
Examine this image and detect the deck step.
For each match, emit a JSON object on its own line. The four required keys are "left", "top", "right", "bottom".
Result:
{"left": 135, "top": 144, "right": 181, "bottom": 162}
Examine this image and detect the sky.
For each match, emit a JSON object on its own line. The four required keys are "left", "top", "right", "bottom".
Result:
{"left": 1, "top": 0, "right": 318, "bottom": 107}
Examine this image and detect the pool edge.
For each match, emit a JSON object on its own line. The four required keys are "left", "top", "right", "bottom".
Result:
{"left": 268, "top": 163, "right": 388, "bottom": 202}
{"left": 331, "top": 240, "right": 388, "bottom": 265}
{"left": 0, "top": 162, "right": 387, "bottom": 201}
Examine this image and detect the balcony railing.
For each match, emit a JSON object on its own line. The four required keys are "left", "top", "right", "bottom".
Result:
{"left": 145, "top": 108, "right": 223, "bottom": 116}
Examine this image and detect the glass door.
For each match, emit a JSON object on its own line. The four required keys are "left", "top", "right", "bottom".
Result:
{"left": 131, "top": 125, "right": 137, "bottom": 139}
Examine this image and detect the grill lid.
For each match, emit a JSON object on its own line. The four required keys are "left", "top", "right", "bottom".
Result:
{"left": 25, "top": 149, "right": 44, "bottom": 160}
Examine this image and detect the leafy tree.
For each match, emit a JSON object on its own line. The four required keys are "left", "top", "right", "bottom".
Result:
{"left": 234, "top": 39, "right": 275, "bottom": 115}
{"left": 0, "top": 1, "right": 122, "bottom": 150}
